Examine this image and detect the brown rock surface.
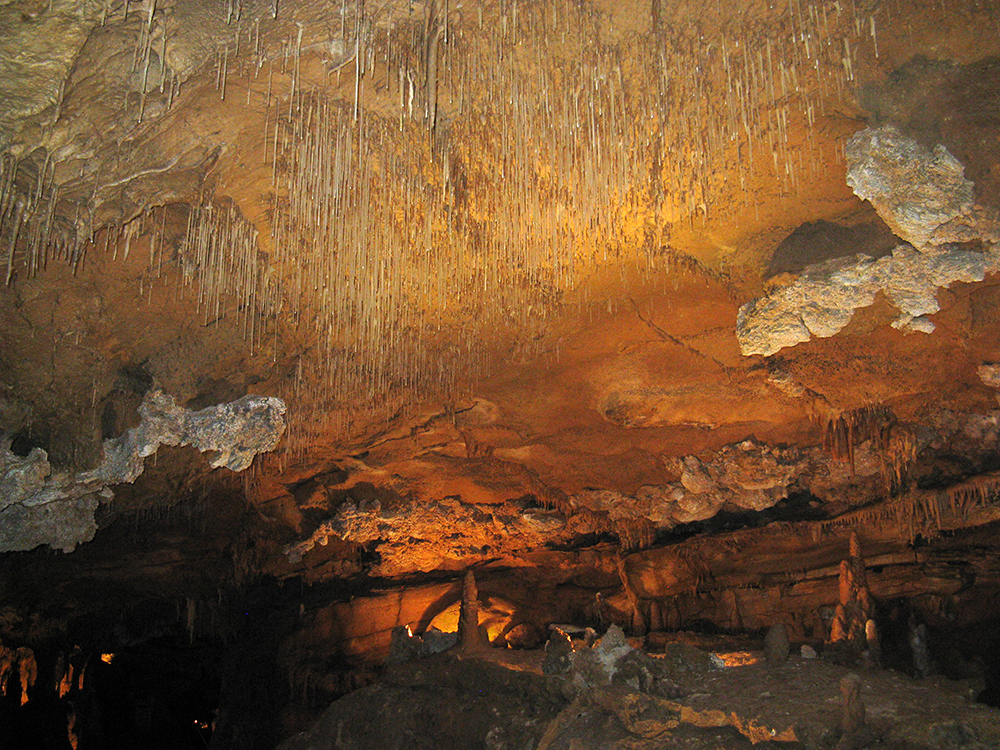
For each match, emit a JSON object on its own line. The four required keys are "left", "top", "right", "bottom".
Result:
{"left": 1, "top": 0, "right": 1000, "bottom": 748}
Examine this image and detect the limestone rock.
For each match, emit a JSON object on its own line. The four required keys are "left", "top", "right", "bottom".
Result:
{"left": 420, "top": 627, "right": 458, "bottom": 656}
{"left": 0, "top": 390, "right": 286, "bottom": 552}
{"left": 556, "top": 624, "right": 635, "bottom": 695}
{"left": 386, "top": 626, "right": 422, "bottom": 664}
{"left": 542, "top": 627, "right": 574, "bottom": 675}
{"left": 846, "top": 125, "right": 977, "bottom": 249}
{"left": 545, "top": 624, "right": 644, "bottom": 698}
{"left": 674, "top": 490, "right": 726, "bottom": 523}
{"left": 892, "top": 314, "right": 937, "bottom": 333}
{"left": 286, "top": 490, "right": 574, "bottom": 575}
{"left": 662, "top": 641, "right": 724, "bottom": 676}
{"left": 740, "top": 125, "right": 1000, "bottom": 357}
{"left": 0, "top": 493, "right": 100, "bottom": 554}
{"left": 963, "top": 411, "right": 1000, "bottom": 443}
{"left": 0, "top": 0, "right": 103, "bottom": 148}
{"left": 977, "top": 364, "right": 1000, "bottom": 389}
{"left": 0, "top": 447, "right": 49, "bottom": 511}
{"left": 611, "top": 650, "right": 655, "bottom": 692}
{"left": 93, "top": 390, "right": 287, "bottom": 482}
{"left": 680, "top": 456, "right": 715, "bottom": 494}
{"left": 738, "top": 245, "right": 1000, "bottom": 356}
{"left": 590, "top": 624, "right": 632, "bottom": 680}
{"left": 570, "top": 439, "right": 805, "bottom": 530}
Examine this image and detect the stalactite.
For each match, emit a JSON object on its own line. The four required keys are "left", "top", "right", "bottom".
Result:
{"left": 817, "top": 404, "right": 913, "bottom": 493}
{"left": 946, "top": 472, "right": 1000, "bottom": 519}
{"left": 137, "top": 0, "right": 157, "bottom": 123}
{"left": 16, "top": 647, "right": 36, "bottom": 705}
{"left": 0, "top": 0, "right": 887, "bottom": 449}
{"left": 819, "top": 467, "right": 1000, "bottom": 544}
{"left": 0, "top": 646, "right": 13, "bottom": 696}
{"left": 176, "top": 200, "right": 272, "bottom": 350}
{"left": 0, "top": 645, "right": 37, "bottom": 705}
{"left": 611, "top": 517, "right": 656, "bottom": 552}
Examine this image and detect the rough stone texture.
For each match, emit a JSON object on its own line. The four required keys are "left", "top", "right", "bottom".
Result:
{"left": 737, "top": 245, "right": 1000, "bottom": 356}
{"left": 977, "top": 364, "right": 1000, "bottom": 389}
{"left": 846, "top": 126, "right": 981, "bottom": 249}
{"left": 281, "top": 648, "right": 1000, "bottom": 750}
{"left": 0, "top": 0, "right": 104, "bottom": 148}
{"left": 662, "top": 641, "right": 725, "bottom": 675}
{"left": 284, "top": 492, "right": 571, "bottom": 575}
{"left": 546, "top": 624, "right": 645, "bottom": 697}
{"left": 542, "top": 627, "right": 576, "bottom": 676}
{"left": 420, "top": 627, "right": 458, "bottom": 656}
{"left": 505, "top": 623, "right": 542, "bottom": 649}
{"left": 0, "top": 447, "right": 49, "bottom": 509}
{"left": 739, "top": 125, "right": 1000, "bottom": 357}
{"left": 838, "top": 673, "right": 866, "bottom": 733}
{"left": 278, "top": 656, "right": 566, "bottom": 750}
{"left": 0, "top": 492, "right": 101, "bottom": 555}
{"left": 385, "top": 625, "right": 422, "bottom": 664}
{"left": 93, "top": 390, "right": 287, "bottom": 482}
{"left": 0, "top": 390, "right": 286, "bottom": 552}
{"left": 572, "top": 439, "right": 804, "bottom": 527}
{"left": 962, "top": 411, "right": 1000, "bottom": 443}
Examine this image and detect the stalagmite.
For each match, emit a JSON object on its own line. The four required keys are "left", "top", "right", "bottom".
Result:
{"left": 828, "top": 531, "right": 875, "bottom": 659}
{"left": 616, "top": 554, "right": 647, "bottom": 636}
{"left": 457, "top": 569, "right": 483, "bottom": 652}
{"left": 865, "top": 619, "right": 881, "bottom": 667}
{"left": 764, "top": 622, "right": 790, "bottom": 664}
{"left": 838, "top": 673, "right": 866, "bottom": 734}
{"left": 186, "top": 597, "right": 197, "bottom": 643}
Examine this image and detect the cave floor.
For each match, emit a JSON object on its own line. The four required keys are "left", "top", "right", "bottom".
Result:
{"left": 279, "top": 637, "right": 1000, "bottom": 750}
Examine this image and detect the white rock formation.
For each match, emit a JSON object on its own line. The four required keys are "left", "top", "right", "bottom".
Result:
{"left": 738, "top": 126, "right": 1000, "bottom": 357}
{"left": 846, "top": 126, "right": 979, "bottom": 249}
{"left": 0, "top": 390, "right": 286, "bottom": 552}
{"left": 571, "top": 439, "right": 804, "bottom": 526}
{"left": 737, "top": 245, "right": 1000, "bottom": 356}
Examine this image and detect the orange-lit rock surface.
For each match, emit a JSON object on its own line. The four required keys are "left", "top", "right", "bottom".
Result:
{"left": 2, "top": 0, "right": 1000, "bottom": 748}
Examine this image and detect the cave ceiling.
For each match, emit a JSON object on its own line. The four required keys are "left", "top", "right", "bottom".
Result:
{"left": 1, "top": 0, "right": 1000, "bottom": 610}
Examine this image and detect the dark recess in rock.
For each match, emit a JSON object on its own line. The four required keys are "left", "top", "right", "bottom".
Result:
{"left": 767, "top": 219, "right": 899, "bottom": 278}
